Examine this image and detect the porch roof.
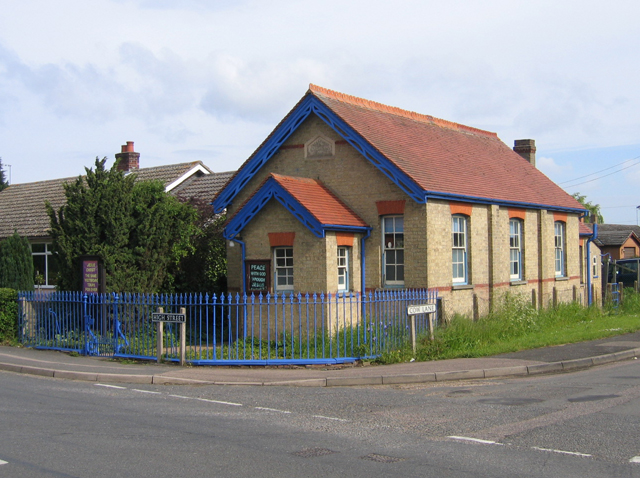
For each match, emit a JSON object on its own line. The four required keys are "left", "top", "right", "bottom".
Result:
{"left": 225, "top": 173, "right": 370, "bottom": 240}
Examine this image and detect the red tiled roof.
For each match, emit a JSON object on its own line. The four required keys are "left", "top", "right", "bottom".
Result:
{"left": 270, "top": 174, "right": 368, "bottom": 228}
{"left": 579, "top": 222, "right": 595, "bottom": 236}
{"left": 309, "top": 85, "right": 583, "bottom": 211}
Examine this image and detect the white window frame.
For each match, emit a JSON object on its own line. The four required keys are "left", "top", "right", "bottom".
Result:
{"left": 31, "top": 242, "right": 56, "bottom": 288}
{"left": 382, "top": 216, "right": 404, "bottom": 287}
{"left": 337, "top": 246, "right": 349, "bottom": 292}
{"left": 452, "top": 215, "right": 468, "bottom": 284}
{"left": 509, "top": 218, "right": 523, "bottom": 281}
{"left": 554, "top": 221, "right": 566, "bottom": 277}
{"left": 273, "top": 247, "right": 294, "bottom": 292}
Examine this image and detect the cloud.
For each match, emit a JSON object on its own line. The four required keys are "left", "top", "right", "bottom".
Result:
{"left": 537, "top": 156, "right": 573, "bottom": 178}
{"left": 115, "top": 0, "right": 246, "bottom": 11}
{"left": 199, "top": 55, "right": 332, "bottom": 122}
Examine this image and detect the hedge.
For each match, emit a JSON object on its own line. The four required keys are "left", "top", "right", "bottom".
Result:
{"left": 0, "top": 288, "right": 18, "bottom": 343}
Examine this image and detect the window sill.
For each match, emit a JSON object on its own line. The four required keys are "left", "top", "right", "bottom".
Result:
{"left": 555, "top": 276, "right": 569, "bottom": 281}
{"left": 452, "top": 284, "right": 474, "bottom": 291}
{"left": 510, "top": 280, "right": 528, "bottom": 286}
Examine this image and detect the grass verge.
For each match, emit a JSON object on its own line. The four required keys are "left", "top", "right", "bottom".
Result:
{"left": 375, "top": 290, "right": 640, "bottom": 364}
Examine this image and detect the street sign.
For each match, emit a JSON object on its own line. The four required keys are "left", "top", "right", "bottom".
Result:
{"left": 152, "top": 313, "right": 186, "bottom": 323}
{"left": 407, "top": 304, "right": 436, "bottom": 315}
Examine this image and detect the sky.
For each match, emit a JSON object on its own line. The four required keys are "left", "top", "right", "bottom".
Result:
{"left": 1, "top": 0, "right": 640, "bottom": 224}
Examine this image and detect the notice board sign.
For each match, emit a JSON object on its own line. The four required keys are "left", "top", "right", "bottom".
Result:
{"left": 81, "top": 257, "right": 102, "bottom": 294}
{"left": 245, "top": 260, "right": 270, "bottom": 294}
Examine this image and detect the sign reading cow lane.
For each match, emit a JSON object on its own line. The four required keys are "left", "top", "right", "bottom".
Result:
{"left": 407, "top": 304, "right": 436, "bottom": 315}
{"left": 151, "top": 313, "right": 186, "bottom": 323}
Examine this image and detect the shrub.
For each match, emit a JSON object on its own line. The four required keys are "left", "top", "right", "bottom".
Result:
{"left": 0, "top": 232, "right": 34, "bottom": 291}
{"left": 0, "top": 288, "right": 18, "bottom": 343}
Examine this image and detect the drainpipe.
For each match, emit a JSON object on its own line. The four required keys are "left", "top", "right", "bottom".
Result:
{"left": 586, "top": 223, "right": 598, "bottom": 306}
{"left": 360, "top": 228, "right": 372, "bottom": 330}
{"left": 360, "top": 228, "right": 372, "bottom": 295}
{"left": 225, "top": 234, "right": 247, "bottom": 339}
{"left": 232, "top": 237, "right": 247, "bottom": 295}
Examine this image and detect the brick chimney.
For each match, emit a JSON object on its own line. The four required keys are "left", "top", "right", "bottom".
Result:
{"left": 513, "top": 139, "right": 536, "bottom": 167}
{"left": 115, "top": 141, "right": 140, "bottom": 172}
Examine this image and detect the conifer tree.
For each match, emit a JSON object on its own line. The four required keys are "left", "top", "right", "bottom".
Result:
{"left": 47, "top": 157, "right": 198, "bottom": 293}
{"left": 0, "top": 232, "right": 34, "bottom": 290}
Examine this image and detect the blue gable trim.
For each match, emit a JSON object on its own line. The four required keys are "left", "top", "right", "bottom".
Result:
{"left": 213, "top": 93, "right": 425, "bottom": 213}
{"left": 224, "top": 176, "right": 370, "bottom": 240}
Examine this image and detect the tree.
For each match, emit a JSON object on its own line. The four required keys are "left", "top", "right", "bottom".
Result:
{"left": 169, "top": 196, "right": 227, "bottom": 295}
{"left": 46, "top": 157, "right": 198, "bottom": 293}
{"left": 572, "top": 192, "right": 604, "bottom": 224}
{"left": 0, "top": 232, "right": 34, "bottom": 290}
{"left": 0, "top": 158, "right": 8, "bottom": 191}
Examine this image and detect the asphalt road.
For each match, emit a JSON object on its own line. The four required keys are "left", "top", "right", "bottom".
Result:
{"left": 2, "top": 359, "right": 640, "bottom": 477}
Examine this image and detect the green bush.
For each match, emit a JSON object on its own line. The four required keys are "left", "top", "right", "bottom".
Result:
{"left": 0, "top": 232, "right": 34, "bottom": 291}
{"left": 0, "top": 288, "right": 18, "bottom": 343}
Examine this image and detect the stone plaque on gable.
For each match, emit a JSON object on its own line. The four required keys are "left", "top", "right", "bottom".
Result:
{"left": 305, "top": 136, "right": 334, "bottom": 159}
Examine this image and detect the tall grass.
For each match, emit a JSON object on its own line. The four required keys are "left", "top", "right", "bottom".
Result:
{"left": 376, "top": 290, "right": 640, "bottom": 364}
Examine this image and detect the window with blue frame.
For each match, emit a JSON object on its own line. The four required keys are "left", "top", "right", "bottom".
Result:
{"left": 452, "top": 215, "right": 468, "bottom": 284}
{"left": 554, "top": 221, "right": 566, "bottom": 277}
{"left": 382, "top": 216, "right": 404, "bottom": 287}
{"left": 509, "top": 218, "right": 523, "bottom": 281}
{"left": 337, "top": 246, "right": 349, "bottom": 292}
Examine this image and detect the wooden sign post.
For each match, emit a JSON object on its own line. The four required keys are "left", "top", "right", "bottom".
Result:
{"left": 152, "top": 307, "right": 187, "bottom": 365}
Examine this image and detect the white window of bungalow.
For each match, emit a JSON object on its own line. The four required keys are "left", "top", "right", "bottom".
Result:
{"left": 32, "top": 243, "right": 58, "bottom": 288}
{"left": 509, "top": 218, "right": 523, "bottom": 281}
{"left": 382, "top": 216, "right": 404, "bottom": 287}
{"left": 452, "top": 215, "right": 468, "bottom": 284}
{"left": 554, "top": 221, "right": 566, "bottom": 277}
{"left": 274, "top": 247, "right": 294, "bottom": 292}
{"left": 337, "top": 246, "right": 349, "bottom": 292}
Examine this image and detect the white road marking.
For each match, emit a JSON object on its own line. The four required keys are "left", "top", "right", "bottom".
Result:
{"left": 194, "top": 397, "right": 243, "bottom": 407}
{"left": 94, "top": 384, "right": 127, "bottom": 389}
{"left": 532, "top": 447, "right": 592, "bottom": 458}
{"left": 255, "top": 407, "right": 291, "bottom": 414}
{"left": 630, "top": 456, "right": 640, "bottom": 463}
{"left": 448, "top": 436, "right": 503, "bottom": 445}
{"left": 312, "top": 415, "right": 349, "bottom": 422}
{"left": 167, "top": 394, "right": 243, "bottom": 407}
{"left": 132, "top": 389, "right": 161, "bottom": 394}
{"left": 0, "top": 459, "right": 7, "bottom": 465}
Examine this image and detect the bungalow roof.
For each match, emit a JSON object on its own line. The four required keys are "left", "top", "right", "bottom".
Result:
{"left": 0, "top": 161, "right": 224, "bottom": 240}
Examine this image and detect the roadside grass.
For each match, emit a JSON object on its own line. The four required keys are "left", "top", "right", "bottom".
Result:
{"left": 375, "top": 290, "right": 640, "bottom": 364}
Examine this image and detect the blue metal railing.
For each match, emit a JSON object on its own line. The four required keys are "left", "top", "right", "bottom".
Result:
{"left": 17, "top": 289, "right": 438, "bottom": 365}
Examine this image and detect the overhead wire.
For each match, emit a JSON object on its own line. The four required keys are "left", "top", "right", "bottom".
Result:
{"left": 559, "top": 154, "right": 640, "bottom": 188}
{"left": 558, "top": 156, "right": 640, "bottom": 185}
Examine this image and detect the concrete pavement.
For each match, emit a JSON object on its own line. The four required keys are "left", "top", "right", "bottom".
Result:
{"left": 2, "top": 331, "right": 640, "bottom": 387}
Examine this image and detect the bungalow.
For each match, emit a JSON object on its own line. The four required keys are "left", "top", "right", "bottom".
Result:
{"left": 214, "top": 85, "right": 594, "bottom": 318}
{"left": 0, "top": 141, "right": 234, "bottom": 289}
{"left": 594, "top": 224, "right": 640, "bottom": 260}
